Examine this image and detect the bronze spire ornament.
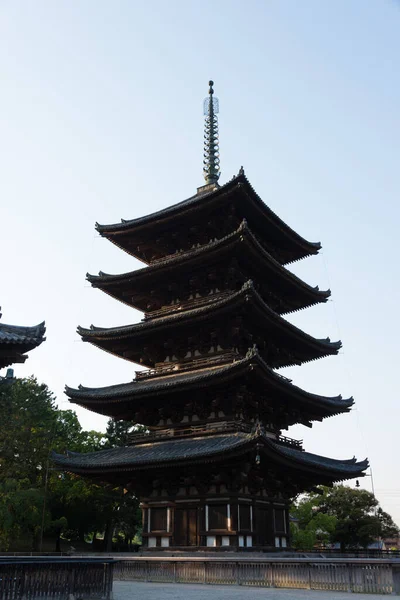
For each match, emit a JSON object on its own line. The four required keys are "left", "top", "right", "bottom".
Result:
{"left": 203, "top": 80, "right": 220, "bottom": 185}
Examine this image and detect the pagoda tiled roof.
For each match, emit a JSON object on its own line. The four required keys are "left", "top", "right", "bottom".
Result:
{"left": 95, "top": 171, "right": 321, "bottom": 265}
{"left": 0, "top": 312, "right": 46, "bottom": 368}
{"left": 88, "top": 221, "right": 330, "bottom": 315}
{"left": 65, "top": 348, "right": 353, "bottom": 421}
{"left": 51, "top": 429, "right": 368, "bottom": 482}
{"left": 77, "top": 281, "right": 341, "bottom": 368}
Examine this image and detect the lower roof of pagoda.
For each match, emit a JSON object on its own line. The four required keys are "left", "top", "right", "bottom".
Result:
{"left": 52, "top": 428, "right": 368, "bottom": 484}
{"left": 95, "top": 170, "right": 321, "bottom": 265}
{"left": 0, "top": 319, "right": 46, "bottom": 369}
{"left": 65, "top": 348, "right": 353, "bottom": 422}
{"left": 78, "top": 281, "right": 341, "bottom": 368}
{"left": 88, "top": 220, "right": 330, "bottom": 315}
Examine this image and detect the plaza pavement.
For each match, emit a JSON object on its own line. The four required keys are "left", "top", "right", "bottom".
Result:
{"left": 113, "top": 580, "right": 390, "bottom": 599}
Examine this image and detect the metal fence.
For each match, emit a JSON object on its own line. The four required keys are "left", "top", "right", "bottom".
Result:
{"left": 0, "top": 558, "right": 114, "bottom": 600}
{"left": 114, "top": 557, "right": 400, "bottom": 595}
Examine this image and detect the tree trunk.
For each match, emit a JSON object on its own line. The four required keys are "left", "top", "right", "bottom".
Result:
{"left": 55, "top": 528, "right": 61, "bottom": 552}
{"left": 104, "top": 521, "right": 113, "bottom": 552}
{"left": 31, "top": 530, "right": 39, "bottom": 552}
{"left": 79, "top": 525, "right": 85, "bottom": 543}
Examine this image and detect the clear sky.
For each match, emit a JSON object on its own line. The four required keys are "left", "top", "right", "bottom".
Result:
{"left": 1, "top": 1, "right": 399, "bottom": 525}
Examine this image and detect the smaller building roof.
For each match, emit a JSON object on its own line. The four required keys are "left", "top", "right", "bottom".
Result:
{"left": 0, "top": 310, "right": 46, "bottom": 369}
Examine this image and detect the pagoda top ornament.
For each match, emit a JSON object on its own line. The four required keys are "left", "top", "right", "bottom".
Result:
{"left": 203, "top": 80, "right": 220, "bottom": 185}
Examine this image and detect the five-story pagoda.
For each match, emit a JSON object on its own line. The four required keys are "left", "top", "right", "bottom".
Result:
{"left": 54, "top": 82, "right": 368, "bottom": 551}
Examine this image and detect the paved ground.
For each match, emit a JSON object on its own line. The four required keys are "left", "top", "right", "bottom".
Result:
{"left": 113, "top": 581, "right": 390, "bottom": 600}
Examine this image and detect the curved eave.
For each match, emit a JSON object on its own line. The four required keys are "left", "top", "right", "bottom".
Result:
{"left": 87, "top": 221, "right": 330, "bottom": 314}
{"left": 0, "top": 321, "right": 46, "bottom": 347}
{"left": 266, "top": 440, "right": 369, "bottom": 481}
{"left": 95, "top": 172, "right": 320, "bottom": 265}
{"left": 65, "top": 349, "right": 352, "bottom": 420}
{"left": 0, "top": 321, "right": 46, "bottom": 369}
{"left": 0, "top": 353, "right": 29, "bottom": 369}
{"left": 52, "top": 431, "right": 368, "bottom": 482}
{"left": 77, "top": 282, "right": 341, "bottom": 366}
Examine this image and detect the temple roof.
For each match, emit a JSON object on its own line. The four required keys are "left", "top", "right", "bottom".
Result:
{"left": 88, "top": 220, "right": 330, "bottom": 315}
{"left": 0, "top": 311, "right": 46, "bottom": 369}
{"left": 65, "top": 348, "right": 353, "bottom": 422}
{"left": 95, "top": 171, "right": 321, "bottom": 265}
{"left": 78, "top": 281, "right": 341, "bottom": 368}
{"left": 52, "top": 429, "right": 368, "bottom": 482}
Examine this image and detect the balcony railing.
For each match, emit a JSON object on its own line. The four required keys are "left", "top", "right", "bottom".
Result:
{"left": 128, "top": 421, "right": 302, "bottom": 451}
{"left": 277, "top": 435, "right": 303, "bottom": 450}
{"left": 128, "top": 421, "right": 253, "bottom": 444}
{"left": 144, "top": 290, "right": 232, "bottom": 321}
{"left": 135, "top": 351, "right": 239, "bottom": 381}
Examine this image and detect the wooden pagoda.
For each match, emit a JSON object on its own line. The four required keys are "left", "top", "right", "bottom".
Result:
{"left": 54, "top": 82, "right": 367, "bottom": 551}
{"left": 0, "top": 307, "right": 45, "bottom": 371}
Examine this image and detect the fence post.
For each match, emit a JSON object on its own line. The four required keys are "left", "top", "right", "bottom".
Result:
{"left": 106, "top": 562, "right": 114, "bottom": 600}
{"left": 392, "top": 564, "right": 400, "bottom": 596}
{"left": 20, "top": 565, "right": 26, "bottom": 600}
{"left": 271, "top": 562, "right": 275, "bottom": 588}
{"left": 348, "top": 563, "right": 353, "bottom": 593}
{"left": 69, "top": 562, "right": 76, "bottom": 597}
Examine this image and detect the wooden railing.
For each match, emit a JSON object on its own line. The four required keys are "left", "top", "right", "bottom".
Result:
{"left": 0, "top": 557, "right": 114, "bottom": 600}
{"left": 135, "top": 351, "right": 238, "bottom": 381}
{"left": 129, "top": 421, "right": 303, "bottom": 449}
{"left": 114, "top": 556, "right": 400, "bottom": 595}
{"left": 277, "top": 435, "right": 303, "bottom": 450}
{"left": 144, "top": 290, "right": 232, "bottom": 321}
{"left": 129, "top": 421, "right": 253, "bottom": 444}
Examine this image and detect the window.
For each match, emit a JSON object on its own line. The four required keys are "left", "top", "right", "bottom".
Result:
{"left": 151, "top": 507, "right": 167, "bottom": 531}
{"left": 239, "top": 504, "right": 251, "bottom": 530}
{"left": 208, "top": 504, "right": 227, "bottom": 530}
{"left": 274, "top": 508, "right": 286, "bottom": 533}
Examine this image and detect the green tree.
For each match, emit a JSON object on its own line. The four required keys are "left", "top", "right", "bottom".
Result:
{"left": 291, "top": 485, "right": 399, "bottom": 552}
{"left": 0, "top": 378, "right": 103, "bottom": 549}
{"left": 104, "top": 418, "right": 148, "bottom": 448}
{"left": 0, "top": 377, "right": 57, "bottom": 484}
{"left": 0, "top": 378, "right": 143, "bottom": 551}
{"left": 0, "top": 378, "right": 58, "bottom": 549}
{"left": 290, "top": 495, "right": 337, "bottom": 550}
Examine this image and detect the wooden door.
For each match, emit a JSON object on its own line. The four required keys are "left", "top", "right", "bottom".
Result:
{"left": 174, "top": 508, "right": 187, "bottom": 546}
{"left": 174, "top": 508, "right": 198, "bottom": 546}
{"left": 187, "top": 509, "right": 197, "bottom": 546}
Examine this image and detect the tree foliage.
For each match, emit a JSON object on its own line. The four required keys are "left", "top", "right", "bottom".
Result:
{"left": 291, "top": 485, "right": 399, "bottom": 551}
{"left": 0, "top": 376, "right": 142, "bottom": 551}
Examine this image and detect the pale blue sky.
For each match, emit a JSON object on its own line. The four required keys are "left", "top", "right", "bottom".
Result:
{"left": 1, "top": 1, "right": 399, "bottom": 524}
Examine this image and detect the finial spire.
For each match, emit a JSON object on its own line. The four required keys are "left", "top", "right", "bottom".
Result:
{"left": 203, "top": 80, "right": 220, "bottom": 185}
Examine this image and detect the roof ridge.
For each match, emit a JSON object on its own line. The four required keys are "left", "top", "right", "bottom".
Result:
{"left": 52, "top": 432, "right": 368, "bottom": 478}
{"left": 66, "top": 346, "right": 352, "bottom": 415}
{"left": 78, "top": 282, "right": 341, "bottom": 356}
{"left": 95, "top": 172, "right": 321, "bottom": 262}
{"left": 95, "top": 175, "right": 240, "bottom": 233}
{"left": 86, "top": 222, "right": 330, "bottom": 305}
